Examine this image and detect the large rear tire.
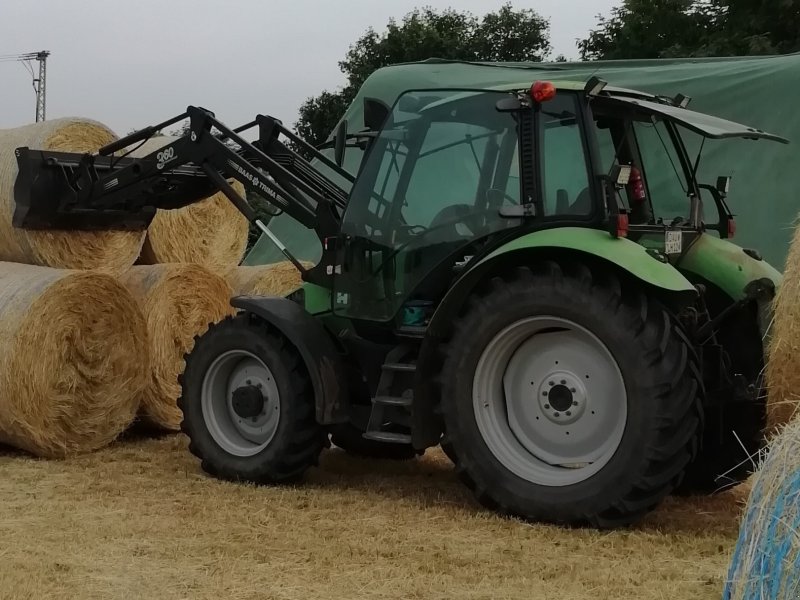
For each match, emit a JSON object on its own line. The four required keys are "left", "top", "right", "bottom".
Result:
{"left": 179, "top": 313, "right": 326, "bottom": 484}
{"left": 440, "top": 262, "right": 703, "bottom": 528}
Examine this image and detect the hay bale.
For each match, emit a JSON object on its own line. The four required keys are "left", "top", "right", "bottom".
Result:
{"left": 131, "top": 137, "right": 249, "bottom": 269}
{"left": 0, "top": 118, "right": 145, "bottom": 270}
{"left": 224, "top": 261, "right": 309, "bottom": 297}
{"left": 0, "top": 263, "right": 147, "bottom": 457}
{"left": 766, "top": 222, "right": 800, "bottom": 432}
{"left": 119, "top": 264, "right": 234, "bottom": 430}
{"left": 724, "top": 419, "right": 800, "bottom": 599}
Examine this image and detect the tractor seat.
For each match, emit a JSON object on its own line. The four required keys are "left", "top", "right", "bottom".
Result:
{"left": 556, "top": 188, "right": 591, "bottom": 216}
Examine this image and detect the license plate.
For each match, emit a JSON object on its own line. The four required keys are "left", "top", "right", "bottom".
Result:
{"left": 665, "top": 230, "right": 683, "bottom": 255}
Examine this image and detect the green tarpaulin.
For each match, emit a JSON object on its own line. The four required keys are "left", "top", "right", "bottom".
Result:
{"left": 245, "top": 54, "right": 800, "bottom": 270}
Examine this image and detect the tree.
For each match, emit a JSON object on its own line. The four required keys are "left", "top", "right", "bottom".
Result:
{"left": 579, "top": 0, "right": 800, "bottom": 60}
{"left": 295, "top": 4, "right": 551, "bottom": 147}
{"left": 579, "top": 0, "right": 715, "bottom": 60}
{"left": 705, "top": 0, "right": 800, "bottom": 56}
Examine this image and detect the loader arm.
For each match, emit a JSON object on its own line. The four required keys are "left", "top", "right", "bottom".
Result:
{"left": 13, "top": 105, "right": 352, "bottom": 276}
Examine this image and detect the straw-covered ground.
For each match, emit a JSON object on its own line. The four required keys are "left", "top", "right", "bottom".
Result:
{"left": 0, "top": 433, "right": 745, "bottom": 600}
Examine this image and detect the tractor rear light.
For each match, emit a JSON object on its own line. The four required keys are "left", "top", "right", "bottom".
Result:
{"left": 615, "top": 213, "right": 629, "bottom": 238}
{"left": 531, "top": 81, "right": 557, "bottom": 103}
{"left": 727, "top": 218, "right": 736, "bottom": 239}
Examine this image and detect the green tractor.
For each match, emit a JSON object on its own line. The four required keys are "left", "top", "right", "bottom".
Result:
{"left": 14, "top": 72, "right": 786, "bottom": 528}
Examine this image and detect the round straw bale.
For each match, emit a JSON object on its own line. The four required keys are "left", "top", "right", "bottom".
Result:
{"left": 119, "top": 264, "right": 235, "bottom": 431}
{"left": 724, "top": 419, "right": 800, "bottom": 599}
{"left": 0, "top": 262, "right": 147, "bottom": 457}
{"left": 0, "top": 118, "right": 145, "bottom": 270}
{"left": 131, "top": 137, "right": 249, "bottom": 269}
{"left": 224, "top": 261, "right": 310, "bottom": 297}
{"left": 766, "top": 222, "right": 800, "bottom": 432}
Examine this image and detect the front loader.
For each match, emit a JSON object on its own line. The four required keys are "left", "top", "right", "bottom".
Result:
{"left": 13, "top": 75, "right": 787, "bottom": 528}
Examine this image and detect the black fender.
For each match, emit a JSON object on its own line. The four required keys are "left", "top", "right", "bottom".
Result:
{"left": 231, "top": 296, "right": 349, "bottom": 425}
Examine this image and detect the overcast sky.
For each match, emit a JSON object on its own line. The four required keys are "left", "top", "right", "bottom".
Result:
{"left": 0, "top": 0, "right": 617, "bottom": 135}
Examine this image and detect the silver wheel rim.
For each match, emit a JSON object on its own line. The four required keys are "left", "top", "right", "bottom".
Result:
{"left": 201, "top": 350, "right": 280, "bottom": 457}
{"left": 473, "top": 316, "right": 627, "bottom": 487}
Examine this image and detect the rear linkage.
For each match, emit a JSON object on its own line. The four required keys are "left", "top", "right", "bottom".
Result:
{"left": 13, "top": 106, "right": 352, "bottom": 284}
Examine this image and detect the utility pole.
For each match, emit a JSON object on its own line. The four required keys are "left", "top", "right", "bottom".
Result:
{"left": 33, "top": 51, "right": 50, "bottom": 122}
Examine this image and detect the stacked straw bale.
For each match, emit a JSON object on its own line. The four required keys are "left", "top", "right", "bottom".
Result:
{"left": 0, "top": 263, "right": 148, "bottom": 457}
{"left": 224, "top": 261, "right": 309, "bottom": 297}
{"left": 766, "top": 222, "right": 800, "bottom": 432}
{"left": 0, "top": 118, "right": 145, "bottom": 270}
{"left": 131, "top": 137, "right": 249, "bottom": 269}
{"left": 724, "top": 418, "right": 800, "bottom": 599}
{"left": 119, "top": 264, "right": 234, "bottom": 431}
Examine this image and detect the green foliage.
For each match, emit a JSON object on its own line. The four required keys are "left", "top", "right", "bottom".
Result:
{"left": 580, "top": 0, "right": 800, "bottom": 60}
{"left": 579, "top": 0, "right": 715, "bottom": 60}
{"left": 295, "top": 3, "right": 551, "bottom": 147}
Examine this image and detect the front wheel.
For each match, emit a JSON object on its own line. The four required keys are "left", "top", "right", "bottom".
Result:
{"left": 440, "top": 262, "right": 703, "bottom": 528}
{"left": 179, "top": 313, "right": 326, "bottom": 484}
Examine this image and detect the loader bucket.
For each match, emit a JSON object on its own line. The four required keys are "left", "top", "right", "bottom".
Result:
{"left": 13, "top": 147, "right": 212, "bottom": 231}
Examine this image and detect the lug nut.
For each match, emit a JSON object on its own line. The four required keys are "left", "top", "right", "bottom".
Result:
{"left": 570, "top": 388, "right": 576, "bottom": 393}
{"left": 566, "top": 411, "right": 572, "bottom": 417}
{"left": 246, "top": 380, "right": 252, "bottom": 385}
{"left": 544, "top": 404, "right": 550, "bottom": 410}
{"left": 560, "top": 380, "right": 567, "bottom": 385}
{"left": 554, "top": 412, "right": 561, "bottom": 417}
{"left": 549, "top": 381, "right": 555, "bottom": 387}
{"left": 542, "top": 391, "right": 548, "bottom": 396}
{"left": 573, "top": 401, "right": 578, "bottom": 406}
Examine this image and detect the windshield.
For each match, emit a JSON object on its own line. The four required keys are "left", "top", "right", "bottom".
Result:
{"left": 336, "top": 89, "right": 520, "bottom": 321}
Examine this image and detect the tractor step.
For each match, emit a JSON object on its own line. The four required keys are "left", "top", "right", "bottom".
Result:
{"left": 373, "top": 395, "right": 412, "bottom": 408}
{"left": 362, "top": 431, "right": 412, "bottom": 444}
{"left": 395, "top": 325, "right": 427, "bottom": 340}
{"left": 382, "top": 362, "right": 416, "bottom": 373}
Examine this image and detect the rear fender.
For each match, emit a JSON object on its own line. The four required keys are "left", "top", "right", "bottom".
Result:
{"left": 231, "top": 296, "right": 348, "bottom": 425}
{"left": 432, "top": 227, "right": 695, "bottom": 338}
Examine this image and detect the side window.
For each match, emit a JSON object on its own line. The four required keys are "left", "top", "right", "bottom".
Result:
{"left": 594, "top": 123, "right": 618, "bottom": 174}
{"left": 402, "top": 122, "right": 490, "bottom": 228}
{"left": 634, "top": 121, "right": 690, "bottom": 221}
{"left": 541, "top": 94, "right": 591, "bottom": 216}
{"left": 369, "top": 140, "right": 406, "bottom": 222}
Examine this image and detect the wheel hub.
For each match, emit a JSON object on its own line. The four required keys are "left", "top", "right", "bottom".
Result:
{"left": 201, "top": 350, "right": 281, "bottom": 457}
{"left": 231, "top": 385, "right": 265, "bottom": 419}
{"left": 538, "top": 373, "right": 587, "bottom": 425}
{"left": 474, "top": 316, "right": 627, "bottom": 487}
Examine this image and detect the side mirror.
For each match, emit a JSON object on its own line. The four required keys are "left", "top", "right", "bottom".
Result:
{"left": 363, "top": 97, "right": 390, "bottom": 132}
{"left": 333, "top": 119, "right": 347, "bottom": 168}
{"left": 716, "top": 175, "right": 731, "bottom": 197}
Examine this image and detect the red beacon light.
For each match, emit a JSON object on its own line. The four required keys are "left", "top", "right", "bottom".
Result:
{"left": 531, "top": 81, "right": 557, "bottom": 103}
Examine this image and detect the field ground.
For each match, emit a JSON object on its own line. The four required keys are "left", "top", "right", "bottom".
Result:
{"left": 0, "top": 432, "right": 746, "bottom": 600}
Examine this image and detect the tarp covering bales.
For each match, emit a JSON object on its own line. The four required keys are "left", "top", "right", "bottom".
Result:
{"left": 245, "top": 54, "right": 800, "bottom": 271}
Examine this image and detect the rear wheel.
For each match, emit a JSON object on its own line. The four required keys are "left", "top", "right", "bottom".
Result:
{"left": 179, "top": 313, "right": 326, "bottom": 483}
{"left": 440, "top": 262, "right": 703, "bottom": 528}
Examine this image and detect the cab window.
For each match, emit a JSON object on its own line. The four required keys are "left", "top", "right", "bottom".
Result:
{"left": 540, "top": 93, "right": 592, "bottom": 216}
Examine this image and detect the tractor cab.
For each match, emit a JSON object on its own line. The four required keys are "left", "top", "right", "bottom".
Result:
{"left": 330, "top": 79, "right": 787, "bottom": 325}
